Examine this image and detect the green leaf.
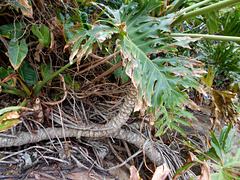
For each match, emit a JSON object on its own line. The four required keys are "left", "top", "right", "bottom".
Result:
{"left": 63, "top": 73, "right": 80, "bottom": 90}
{"left": 174, "top": 162, "right": 197, "bottom": 178}
{"left": 221, "top": 9, "right": 240, "bottom": 37}
{"left": 0, "top": 106, "right": 32, "bottom": 116}
{"left": 40, "top": 62, "right": 52, "bottom": 80}
{"left": 0, "top": 23, "right": 26, "bottom": 39}
{"left": 171, "top": 122, "right": 186, "bottom": 137}
{"left": 0, "top": 119, "right": 22, "bottom": 133}
{"left": 81, "top": 12, "right": 89, "bottom": 29}
{"left": 205, "top": 11, "right": 220, "bottom": 35}
{"left": 31, "top": 25, "right": 51, "bottom": 47}
{"left": 57, "top": 13, "right": 75, "bottom": 41}
{"left": 18, "top": 60, "right": 38, "bottom": 87}
{"left": 205, "top": 148, "right": 221, "bottom": 163}
{"left": 225, "top": 130, "right": 235, "bottom": 153}
{"left": 155, "top": 120, "right": 168, "bottom": 136}
{"left": 0, "top": 67, "right": 16, "bottom": 85}
{"left": 210, "top": 131, "right": 223, "bottom": 161}
{"left": 219, "top": 122, "right": 233, "bottom": 153}
{"left": 8, "top": 38, "right": 28, "bottom": 70}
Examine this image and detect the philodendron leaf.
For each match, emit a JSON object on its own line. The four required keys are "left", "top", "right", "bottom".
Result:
{"left": 8, "top": 38, "right": 28, "bottom": 70}
{"left": 31, "top": 25, "right": 51, "bottom": 47}
{"left": 98, "top": 1, "right": 201, "bottom": 134}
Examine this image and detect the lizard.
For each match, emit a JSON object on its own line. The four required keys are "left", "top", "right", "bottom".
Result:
{"left": 0, "top": 83, "right": 138, "bottom": 147}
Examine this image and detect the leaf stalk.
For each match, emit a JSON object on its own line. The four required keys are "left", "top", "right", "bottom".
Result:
{"left": 171, "top": 0, "right": 240, "bottom": 26}
{"left": 171, "top": 33, "right": 240, "bottom": 42}
{"left": 33, "top": 58, "right": 78, "bottom": 95}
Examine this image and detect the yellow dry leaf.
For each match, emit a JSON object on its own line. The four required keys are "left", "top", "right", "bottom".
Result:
{"left": 19, "top": 0, "right": 33, "bottom": 19}
{"left": 129, "top": 166, "right": 142, "bottom": 180}
{"left": 199, "top": 161, "right": 210, "bottom": 180}
{"left": 1, "top": 111, "right": 20, "bottom": 122}
{"left": 152, "top": 163, "right": 171, "bottom": 180}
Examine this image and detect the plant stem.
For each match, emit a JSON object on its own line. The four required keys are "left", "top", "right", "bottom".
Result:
{"left": 179, "top": 0, "right": 212, "bottom": 14}
{"left": 171, "top": 33, "right": 240, "bottom": 42}
{"left": 33, "top": 58, "right": 77, "bottom": 95}
{"left": 171, "top": 0, "right": 240, "bottom": 26}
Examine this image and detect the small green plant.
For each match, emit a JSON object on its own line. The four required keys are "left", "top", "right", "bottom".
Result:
{"left": 174, "top": 122, "right": 240, "bottom": 180}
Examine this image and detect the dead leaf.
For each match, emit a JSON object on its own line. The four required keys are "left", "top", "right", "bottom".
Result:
{"left": 200, "top": 161, "right": 210, "bottom": 180}
{"left": 189, "top": 152, "right": 199, "bottom": 162}
{"left": 195, "top": 161, "right": 211, "bottom": 180}
{"left": 187, "top": 98, "right": 200, "bottom": 111}
{"left": 129, "top": 166, "right": 142, "bottom": 180}
{"left": 19, "top": 0, "right": 33, "bottom": 19}
{"left": 151, "top": 163, "right": 171, "bottom": 180}
{"left": 33, "top": 98, "right": 44, "bottom": 123}
{"left": 212, "top": 89, "right": 239, "bottom": 125}
{"left": 1, "top": 111, "right": 20, "bottom": 122}
{"left": 34, "top": 44, "right": 41, "bottom": 62}
{"left": 197, "top": 85, "right": 208, "bottom": 97}
{"left": 76, "top": 45, "right": 91, "bottom": 68}
{"left": 69, "top": 48, "right": 79, "bottom": 64}
{"left": 50, "top": 32, "right": 55, "bottom": 49}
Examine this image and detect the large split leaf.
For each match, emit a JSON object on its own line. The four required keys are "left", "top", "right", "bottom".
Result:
{"left": 118, "top": 1, "right": 201, "bottom": 113}
{"left": 8, "top": 38, "right": 28, "bottom": 70}
{"left": 66, "top": 25, "right": 118, "bottom": 64}
{"left": 94, "top": 0, "right": 204, "bottom": 135}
